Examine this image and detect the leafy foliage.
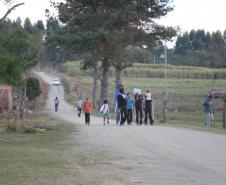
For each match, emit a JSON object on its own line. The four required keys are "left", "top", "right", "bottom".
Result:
{"left": 44, "top": 18, "right": 72, "bottom": 64}
{"left": 26, "top": 77, "right": 41, "bottom": 101}
{"left": 49, "top": 0, "right": 177, "bottom": 102}
{"left": 0, "top": 20, "right": 38, "bottom": 85}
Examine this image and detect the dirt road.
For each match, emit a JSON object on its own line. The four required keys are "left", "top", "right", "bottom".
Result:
{"left": 38, "top": 72, "right": 226, "bottom": 185}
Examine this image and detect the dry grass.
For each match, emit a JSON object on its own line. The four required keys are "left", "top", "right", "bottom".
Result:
{"left": 0, "top": 114, "right": 63, "bottom": 134}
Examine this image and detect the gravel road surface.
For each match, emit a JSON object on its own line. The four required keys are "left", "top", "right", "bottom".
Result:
{"left": 38, "top": 72, "right": 226, "bottom": 185}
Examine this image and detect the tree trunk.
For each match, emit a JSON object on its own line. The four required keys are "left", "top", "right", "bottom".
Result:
{"left": 114, "top": 66, "right": 122, "bottom": 106}
{"left": 16, "top": 87, "right": 20, "bottom": 119}
{"left": 16, "top": 86, "right": 24, "bottom": 119}
{"left": 99, "top": 58, "right": 109, "bottom": 107}
{"left": 92, "top": 68, "right": 98, "bottom": 109}
{"left": 223, "top": 102, "right": 226, "bottom": 128}
{"left": 115, "top": 66, "right": 122, "bottom": 91}
{"left": 19, "top": 86, "right": 24, "bottom": 119}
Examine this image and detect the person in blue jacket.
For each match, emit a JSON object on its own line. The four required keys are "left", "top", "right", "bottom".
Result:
{"left": 126, "top": 92, "right": 134, "bottom": 125}
{"left": 203, "top": 95, "right": 214, "bottom": 128}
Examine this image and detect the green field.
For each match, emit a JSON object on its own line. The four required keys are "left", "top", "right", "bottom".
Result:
{"left": 61, "top": 61, "right": 226, "bottom": 129}
{"left": 64, "top": 61, "right": 226, "bottom": 79}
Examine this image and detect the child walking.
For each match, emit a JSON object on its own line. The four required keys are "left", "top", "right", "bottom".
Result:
{"left": 75, "top": 97, "right": 83, "bottom": 117}
{"left": 100, "top": 100, "right": 110, "bottom": 125}
{"left": 83, "top": 97, "right": 93, "bottom": 126}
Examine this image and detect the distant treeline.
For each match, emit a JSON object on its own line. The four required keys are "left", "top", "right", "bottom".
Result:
{"left": 127, "top": 29, "right": 226, "bottom": 68}
{"left": 169, "top": 29, "right": 226, "bottom": 68}
{"left": 64, "top": 62, "right": 226, "bottom": 80}
{"left": 2, "top": 17, "right": 226, "bottom": 70}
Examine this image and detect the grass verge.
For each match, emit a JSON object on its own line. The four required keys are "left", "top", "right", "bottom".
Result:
{"left": 0, "top": 115, "right": 76, "bottom": 185}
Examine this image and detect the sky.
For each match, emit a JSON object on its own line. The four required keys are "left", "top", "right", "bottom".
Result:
{"left": 159, "top": 0, "right": 226, "bottom": 33}
{"left": 1, "top": 0, "right": 226, "bottom": 43}
{"left": 0, "top": 0, "right": 57, "bottom": 23}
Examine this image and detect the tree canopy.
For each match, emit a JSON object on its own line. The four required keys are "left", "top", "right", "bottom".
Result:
{"left": 48, "top": 0, "right": 177, "bottom": 103}
{"left": 0, "top": 18, "right": 39, "bottom": 85}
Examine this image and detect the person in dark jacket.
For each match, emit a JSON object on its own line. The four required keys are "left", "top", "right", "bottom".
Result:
{"left": 114, "top": 84, "right": 124, "bottom": 124}
{"left": 135, "top": 93, "right": 143, "bottom": 125}
{"left": 144, "top": 91, "right": 154, "bottom": 125}
{"left": 117, "top": 88, "right": 127, "bottom": 125}
{"left": 203, "top": 95, "right": 214, "bottom": 128}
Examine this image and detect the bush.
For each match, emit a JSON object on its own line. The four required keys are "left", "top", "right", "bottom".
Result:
{"left": 26, "top": 77, "right": 41, "bottom": 101}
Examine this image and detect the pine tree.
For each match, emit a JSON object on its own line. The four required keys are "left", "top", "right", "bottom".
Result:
{"left": 52, "top": 0, "right": 176, "bottom": 104}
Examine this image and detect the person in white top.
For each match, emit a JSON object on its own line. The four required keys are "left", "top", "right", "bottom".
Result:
{"left": 100, "top": 99, "right": 110, "bottom": 125}
{"left": 75, "top": 97, "right": 83, "bottom": 117}
{"left": 54, "top": 97, "right": 59, "bottom": 112}
{"left": 144, "top": 91, "right": 154, "bottom": 125}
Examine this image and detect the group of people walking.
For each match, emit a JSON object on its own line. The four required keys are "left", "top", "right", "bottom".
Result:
{"left": 75, "top": 97, "right": 110, "bottom": 126}
{"left": 115, "top": 84, "right": 154, "bottom": 126}
{"left": 54, "top": 84, "right": 154, "bottom": 126}
{"left": 75, "top": 97, "right": 93, "bottom": 126}
{"left": 54, "top": 96, "right": 93, "bottom": 126}
{"left": 54, "top": 89, "right": 214, "bottom": 128}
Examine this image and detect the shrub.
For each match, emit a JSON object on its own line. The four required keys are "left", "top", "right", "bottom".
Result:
{"left": 26, "top": 77, "right": 41, "bottom": 101}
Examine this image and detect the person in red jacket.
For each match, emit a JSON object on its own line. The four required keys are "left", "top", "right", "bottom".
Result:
{"left": 83, "top": 97, "right": 93, "bottom": 126}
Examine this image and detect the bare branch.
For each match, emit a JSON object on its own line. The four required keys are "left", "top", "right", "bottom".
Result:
{"left": 0, "top": 2, "right": 25, "bottom": 23}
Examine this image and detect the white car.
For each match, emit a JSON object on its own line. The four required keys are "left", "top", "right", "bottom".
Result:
{"left": 52, "top": 79, "right": 61, "bottom": 86}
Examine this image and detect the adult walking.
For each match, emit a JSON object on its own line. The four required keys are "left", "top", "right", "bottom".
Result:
{"left": 203, "top": 95, "right": 214, "bottom": 128}
{"left": 114, "top": 84, "right": 124, "bottom": 124}
{"left": 83, "top": 97, "right": 93, "bottom": 126}
{"left": 117, "top": 88, "right": 127, "bottom": 125}
{"left": 135, "top": 93, "right": 143, "bottom": 125}
{"left": 144, "top": 91, "right": 154, "bottom": 125}
{"left": 126, "top": 92, "right": 134, "bottom": 125}
{"left": 75, "top": 97, "right": 83, "bottom": 117}
{"left": 54, "top": 97, "right": 59, "bottom": 112}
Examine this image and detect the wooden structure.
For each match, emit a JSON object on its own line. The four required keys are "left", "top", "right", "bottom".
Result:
{"left": 0, "top": 85, "right": 13, "bottom": 113}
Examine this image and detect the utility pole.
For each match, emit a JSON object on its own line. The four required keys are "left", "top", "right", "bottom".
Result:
{"left": 162, "top": 41, "right": 168, "bottom": 122}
